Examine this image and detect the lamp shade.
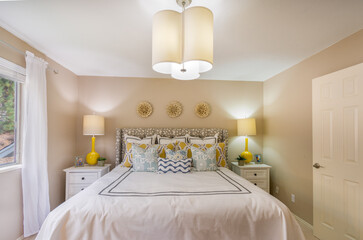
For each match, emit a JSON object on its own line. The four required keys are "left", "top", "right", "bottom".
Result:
{"left": 152, "top": 10, "right": 182, "bottom": 74}
{"left": 152, "top": 6, "right": 213, "bottom": 80}
{"left": 237, "top": 118, "right": 256, "bottom": 136}
{"left": 83, "top": 115, "right": 105, "bottom": 136}
{"left": 183, "top": 7, "right": 213, "bottom": 72}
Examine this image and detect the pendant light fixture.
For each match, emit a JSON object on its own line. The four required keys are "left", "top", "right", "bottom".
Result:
{"left": 152, "top": 0, "right": 213, "bottom": 80}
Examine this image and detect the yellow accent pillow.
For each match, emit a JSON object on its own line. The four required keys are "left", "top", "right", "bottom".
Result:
{"left": 158, "top": 142, "right": 178, "bottom": 158}
{"left": 122, "top": 143, "right": 177, "bottom": 167}
{"left": 122, "top": 143, "right": 148, "bottom": 167}
{"left": 177, "top": 141, "right": 227, "bottom": 167}
{"left": 177, "top": 142, "right": 192, "bottom": 158}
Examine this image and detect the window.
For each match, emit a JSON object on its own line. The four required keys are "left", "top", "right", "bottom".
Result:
{"left": 0, "top": 57, "right": 25, "bottom": 170}
{"left": 0, "top": 77, "right": 18, "bottom": 167}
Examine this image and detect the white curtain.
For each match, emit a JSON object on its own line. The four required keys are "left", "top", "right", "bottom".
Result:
{"left": 22, "top": 51, "right": 50, "bottom": 237}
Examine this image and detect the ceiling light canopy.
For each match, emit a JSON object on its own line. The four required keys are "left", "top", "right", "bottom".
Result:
{"left": 152, "top": 0, "right": 213, "bottom": 80}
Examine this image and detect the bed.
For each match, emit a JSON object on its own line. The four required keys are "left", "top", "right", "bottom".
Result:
{"left": 36, "top": 128, "right": 305, "bottom": 240}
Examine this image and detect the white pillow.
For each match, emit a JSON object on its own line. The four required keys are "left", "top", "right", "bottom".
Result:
{"left": 156, "top": 135, "right": 188, "bottom": 145}
{"left": 188, "top": 133, "right": 219, "bottom": 145}
{"left": 124, "top": 134, "right": 156, "bottom": 145}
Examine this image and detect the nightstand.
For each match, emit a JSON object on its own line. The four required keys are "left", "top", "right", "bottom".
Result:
{"left": 231, "top": 162, "right": 271, "bottom": 193}
{"left": 63, "top": 164, "right": 111, "bottom": 200}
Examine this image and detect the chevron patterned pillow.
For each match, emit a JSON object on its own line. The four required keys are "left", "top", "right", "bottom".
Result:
{"left": 157, "top": 158, "right": 192, "bottom": 174}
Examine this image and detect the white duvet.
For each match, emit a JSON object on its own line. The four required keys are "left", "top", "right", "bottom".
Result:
{"left": 36, "top": 167, "right": 305, "bottom": 240}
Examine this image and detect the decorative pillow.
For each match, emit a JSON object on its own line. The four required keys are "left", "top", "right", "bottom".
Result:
{"left": 132, "top": 145, "right": 159, "bottom": 172}
{"left": 158, "top": 158, "right": 192, "bottom": 174}
{"left": 122, "top": 134, "right": 156, "bottom": 167}
{"left": 165, "top": 148, "right": 188, "bottom": 161}
{"left": 191, "top": 146, "right": 217, "bottom": 171}
{"left": 124, "top": 134, "right": 156, "bottom": 145}
{"left": 177, "top": 142, "right": 192, "bottom": 158}
{"left": 188, "top": 133, "right": 219, "bottom": 145}
{"left": 122, "top": 143, "right": 149, "bottom": 167}
{"left": 157, "top": 135, "right": 188, "bottom": 145}
{"left": 158, "top": 142, "right": 178, "bottom": 158}
{"left": 215, "top": 142, "right": 227, "bottom": 167}
{"left": 122, "top": 142, "right": 177, "bottom": 167}
{"left": 178, "top": 141, "right": 227, "bottom": 167}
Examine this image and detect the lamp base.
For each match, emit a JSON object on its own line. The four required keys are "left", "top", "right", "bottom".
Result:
{"left": 86, "top": 151, "right": 100, "bottom": 165}
{"left": 241, "top": 151, "right": 253, "bottom": 164}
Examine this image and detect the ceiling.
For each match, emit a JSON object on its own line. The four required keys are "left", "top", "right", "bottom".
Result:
{"left": 0, "top": 0, "right": 362, "bottom": 82}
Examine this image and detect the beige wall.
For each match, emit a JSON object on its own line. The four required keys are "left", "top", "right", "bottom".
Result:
{"left": 263, "top": 29, "right": 363, "bottom": 224}
{"left": 76, "top": 77, "right": 264, "bottom": 167}
{"left": 0, "top": 27, "right": 78, "bottom": 239}
{"left": 45, "top": 57, "right": 78, "bottom": 210}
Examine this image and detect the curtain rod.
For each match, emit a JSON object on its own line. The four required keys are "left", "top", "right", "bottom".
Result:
{"left": 0, "top": 39, "right": 59, "bottom": 74}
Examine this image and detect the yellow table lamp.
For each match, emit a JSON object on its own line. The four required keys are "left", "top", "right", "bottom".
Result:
{"left": 83, "top": 115, "right": 105, "bottom": 165}
{"left": 237, "top": 118, "right": 256, "bottom": 163}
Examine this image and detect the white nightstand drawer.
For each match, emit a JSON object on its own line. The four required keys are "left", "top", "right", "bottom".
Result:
{"left": 243, "top": 169, "right": 267, "bottom": 179}
{"left": 249, "top": 179, "right": 267, "bottom": 189}
{"left": 231, "top": 162, "right": 271, "bottom": 194}
{"left": 64, "top": 164, "right": 111, "bottom": 200}
{"left": 68, "top": 184, "right": 90, "bottom": 195}
{"left": 69, "top": 172, "right": 98, "bottom": 184}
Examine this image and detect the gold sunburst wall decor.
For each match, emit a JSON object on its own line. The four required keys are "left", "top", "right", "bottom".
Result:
{"left": 194, "top": 102, "right": 211, "bottom": 118}
{"left": 166, "top": 101, "right": 183, "bottom": 118}
{"left": 137, "top": 101, "right": 153, "bottom": 118}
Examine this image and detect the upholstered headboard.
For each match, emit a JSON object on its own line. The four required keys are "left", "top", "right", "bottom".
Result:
{"left": 115, "top": 128, "right": 228, "bottom": 166}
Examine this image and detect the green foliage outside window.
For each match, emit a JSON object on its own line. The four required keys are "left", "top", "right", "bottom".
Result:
{"left": 0, "top": 78, "right": 15, "bottom": 135}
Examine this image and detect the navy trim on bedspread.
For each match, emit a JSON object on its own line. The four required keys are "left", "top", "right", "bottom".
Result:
{"left": 99, "top": 169, "right": 251, "bottom": 197}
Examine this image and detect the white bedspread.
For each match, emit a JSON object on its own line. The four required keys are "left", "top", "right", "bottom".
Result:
{"left": 36, "top": 167, "right": 305, "bottom": 240}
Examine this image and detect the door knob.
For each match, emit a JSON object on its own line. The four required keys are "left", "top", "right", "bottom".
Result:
{"left": 313, "top": 163, "right": 322, "bottom": 169}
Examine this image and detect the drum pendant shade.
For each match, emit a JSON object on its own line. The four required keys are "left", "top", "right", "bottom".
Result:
{"left": 152, "top": 6, "right": 213, "bottom": 80}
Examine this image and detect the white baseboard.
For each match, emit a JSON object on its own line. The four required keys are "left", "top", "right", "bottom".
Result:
{"left": 294, "top": 214, "right": 313, "bottom": 230}
{"left": 16, "top": 235, "right": 24, "bottom": 240}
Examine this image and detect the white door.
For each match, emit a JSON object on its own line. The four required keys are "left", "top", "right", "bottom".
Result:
{"left": 313, "top": 63, "right": 363, "bottom": 240}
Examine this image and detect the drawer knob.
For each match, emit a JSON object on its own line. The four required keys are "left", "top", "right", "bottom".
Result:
{"left": 81, "top": 188, "right": 84, "bottom": 191}
{"left": 81, "top": 177, "right": 85, "bottom": 180}
{"left": 254, "top": 173, "right": 257, "bottom": 176}
{"left": 254, "top": 183, "right": 257, "bottom": 186}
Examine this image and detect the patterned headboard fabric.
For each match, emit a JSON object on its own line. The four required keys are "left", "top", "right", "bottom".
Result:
{"left": 115, "top": 128, "right": 228, "bottom": 166}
